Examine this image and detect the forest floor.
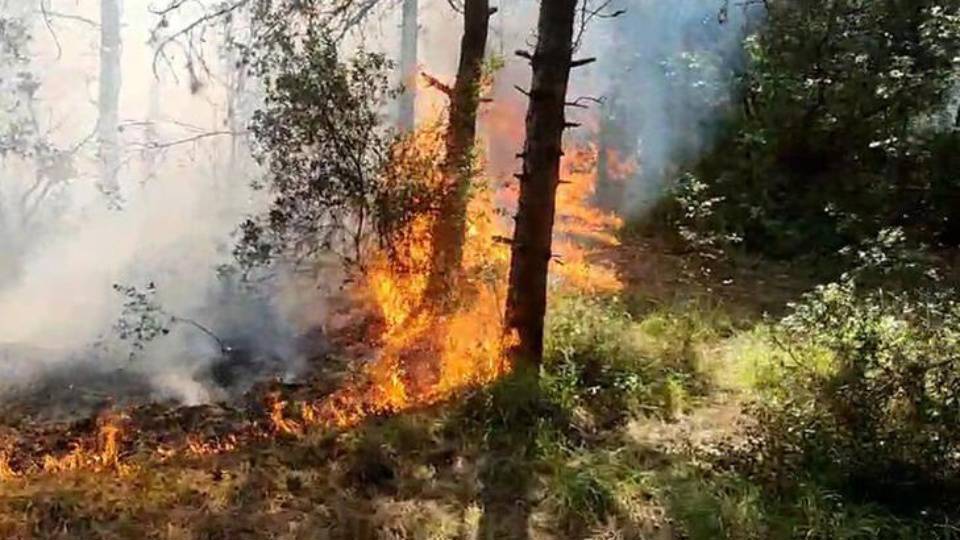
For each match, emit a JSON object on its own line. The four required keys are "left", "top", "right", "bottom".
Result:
{"left": 0, "top": 237, "right": 818, "bottom": 540}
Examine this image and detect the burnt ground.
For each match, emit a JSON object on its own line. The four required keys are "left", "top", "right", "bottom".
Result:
{"left": 0, "top": 240, "right": 816, "bottom": 540}
{"left": 0, "top": 324, "right": 333, "bottom": 426}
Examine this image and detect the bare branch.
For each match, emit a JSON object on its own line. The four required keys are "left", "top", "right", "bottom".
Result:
{"left": 565, "top": 95, "right": 605, "bottom": 109}
{"left": 130, "top": 130, "right": 245, "bottom": 151}
{"left": 421, "top": 72, "right": 454, "bottom": 97}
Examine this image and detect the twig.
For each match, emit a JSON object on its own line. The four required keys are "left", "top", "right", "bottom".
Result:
{"left": 421, "top": 72, "right": 454, "bottom": 97}
{"left": 172, "top": 316, "right": 231, "bottom": 355}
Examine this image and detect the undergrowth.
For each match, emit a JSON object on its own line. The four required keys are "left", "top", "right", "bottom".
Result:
{"left": 3, "top": 280, "right": 958, "bottom": 540}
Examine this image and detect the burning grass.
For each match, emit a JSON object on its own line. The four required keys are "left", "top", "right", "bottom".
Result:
{"left": 298, "top": 126, "right": 626, "bottom": 431}
{"left": 0, "top": 116, "right": 625, "bottom": 485}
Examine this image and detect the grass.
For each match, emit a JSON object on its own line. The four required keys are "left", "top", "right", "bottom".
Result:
{"left": 2, "top": 269, "right": 955, "bottom": 539}
{"left": 0, "top": 289, "right": 748, "bottom": 539}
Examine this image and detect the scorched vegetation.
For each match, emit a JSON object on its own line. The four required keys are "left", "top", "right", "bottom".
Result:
{"left": 1, "top": 0, "right": 959, "bottom": 539}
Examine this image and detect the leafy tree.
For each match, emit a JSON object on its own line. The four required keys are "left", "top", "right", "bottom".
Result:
{"left": 658, "top": 1, "right": 960, "bottom": 258}
{"left": 234, "top": 20, "right": 439, "bottom": 275}
{"left": 236, "top": 29, "right": 390, "bottom": 270}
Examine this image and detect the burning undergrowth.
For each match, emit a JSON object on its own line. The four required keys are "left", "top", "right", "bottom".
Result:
{"left": 0, "top": 273, "right": 328, "bottom": 423}
{"left": 295, "top": 121, "right": 628, "bottom": 430}
{"left": 0, "top": 112, "right": 626, "bottom": 481}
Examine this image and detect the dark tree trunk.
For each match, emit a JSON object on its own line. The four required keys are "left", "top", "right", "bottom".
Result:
{"left": 504, "top": 0, "right": 579, "bottom": 365}
{"left": 99, "top": 0, "right": 122, "bottom": 198}
{"left": 398, "top": 0, "right": 419, "bottom": 132}
{"left": 425, "top": 0, "right": 492, "bottom": 302}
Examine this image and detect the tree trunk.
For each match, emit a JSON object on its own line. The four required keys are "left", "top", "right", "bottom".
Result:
{"left": 425, "top": 0, "right": 492, "bottom": 302}
{"left": 99, "top": 0, "right": 122, "bottom": 198}
{"left": 398, "top": 0, "right": 419, "bottom": 132}
{"left": 594, "top": 94, "right": 627, "bottom": 212}
{"left": 224, "top": 21, "right": 247, "bottom": 188}
{"left": 504, "top": 0, "right": 578, "bottom": 365}
{"left": 143, "top": 44, "right": 160, "bottom": 184}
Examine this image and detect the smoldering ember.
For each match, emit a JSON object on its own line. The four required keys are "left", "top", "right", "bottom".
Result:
{"left": 1, "top": 1, "right": 959, "bottom": 538}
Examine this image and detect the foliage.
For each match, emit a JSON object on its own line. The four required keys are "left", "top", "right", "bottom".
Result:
{"left": 112, "top": 283, "right": 173, "bottom": 361}
{"left": 112, "top": 283, "right": 227, "bottom": 362}
{"left": 237, "top": 28, "right": 389, "bottom": 269}
{"left": 543, "top": 295, "right": 664, "bottom": 427}
{"left": 744, "top": 238, "right": 960, "bottom": 514}
{"left": 373, "top": 123, "right": 447, "bottom": 269}
{"left": 653, "top": 1, "right": 960, "bottom": 258}
{"left": 235, "top": 25, "right": 437, "bottom": 272}
{"left": 657, "top": 463, "right": 960, "bottom": 540}
{"left": 672, "top": 172, "right": 743, "bottom": 255}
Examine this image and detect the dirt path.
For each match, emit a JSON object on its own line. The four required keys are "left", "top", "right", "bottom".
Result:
{"left": 626, "top": 391, "right": 747, "bottom": 456}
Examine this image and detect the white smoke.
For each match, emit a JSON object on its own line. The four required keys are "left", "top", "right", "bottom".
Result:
{"left": 0, "top": 0, "right": 758, "bottom": 412}
{"left": 0, "top": 1, "right": 323, "bottom": 408}
{"left": 587, "top": 0, "right": 760, "bottom": 214}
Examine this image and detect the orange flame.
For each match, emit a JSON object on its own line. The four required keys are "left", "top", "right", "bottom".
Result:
{"left": 0, "top": 451, "right": 15, "bottom": 480}
{"left": 268, "top": 392, "right": 304, "bottom": 437}
{"left": 0, "top": 110, "right": 628, "bottom": 480}
{"left": 40, "top": 411, "right": 128, "bottom": 474}
{"left": 303, "top": 112, "right": 623, "bottom": 430}
{"left": 186, "top": 434, "right": 239, "bottom": 457}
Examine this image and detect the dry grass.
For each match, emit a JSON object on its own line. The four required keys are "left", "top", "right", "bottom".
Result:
{"left": 0, "top": 243, "right": 819, "bottom": 540}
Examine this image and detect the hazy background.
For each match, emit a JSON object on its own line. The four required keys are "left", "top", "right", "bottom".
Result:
{"left": 0, "top": 0, "right": 750, "bottom": 406}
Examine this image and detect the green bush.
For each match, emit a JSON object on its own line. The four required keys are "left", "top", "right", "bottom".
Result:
{"left": 642, "top": 2, "right": 960, "bottom": 258}
{"left": 749, "top": 275, "right": 960, "bottom": 513}
{"left": 659, "top": 464, "right": 958, "bottom": 540}
{"left": 543, "top": 295, "right": 656, "bottom": 426}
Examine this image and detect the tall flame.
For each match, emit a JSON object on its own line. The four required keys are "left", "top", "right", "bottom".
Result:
{"left": 0, "top": 109, "right": 630, "bottom": 480}
{"left": 303, "top": 115, "right": 626, "bottom": 429}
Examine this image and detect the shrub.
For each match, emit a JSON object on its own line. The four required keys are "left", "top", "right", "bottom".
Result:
{"left": 659, "top": 464, "right": 957, "bottom": 540}
{"left": 543, "top": 295, "right": 655, "bottom": 427}
{"left": 750, "top": 274, "right": 960, "bottom": 512}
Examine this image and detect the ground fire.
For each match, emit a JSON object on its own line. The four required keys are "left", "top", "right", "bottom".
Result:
{"left": 0, "top": 111, "right": 627, "bottom": 477}
{"left": 4, "top": 1, "right": 957, "bottom": 537}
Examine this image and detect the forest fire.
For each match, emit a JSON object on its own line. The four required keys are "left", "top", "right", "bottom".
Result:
{"left": 35, "top": 411, "right": 129, "bottom": 474}
{"left": 0, "top": 108, "right": 625, "bottom": 478}
{"left": 299, "top": 123, "right": 626, "bottom": 430}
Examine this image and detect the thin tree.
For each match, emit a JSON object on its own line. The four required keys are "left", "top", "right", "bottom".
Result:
{"left": 99, "top": 0, "right": 122, "bottom": 199}
{"left": 398, "top": 0, "right": 419, "bottom": 132}
{"left": 424, "top": 0, "right": 495, "bottom": 302}
{"left": 143, "top": 39, "right": 161, "bottom": 184}
{"left": 504, "top": 0, "right": 585, "bottom": 365}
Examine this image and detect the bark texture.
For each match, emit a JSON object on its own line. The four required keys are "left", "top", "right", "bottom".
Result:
{"left": 398, "top": 0, "right": 419, "bottom": 132}
{"left": 425, "top": 0, "right": 491, "bottom": 302}
{"left": 99, "top": 0, "right": 122, "bottom": 197}
{"left": 504, "top": 0, "right": 578, "bottom": 365}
